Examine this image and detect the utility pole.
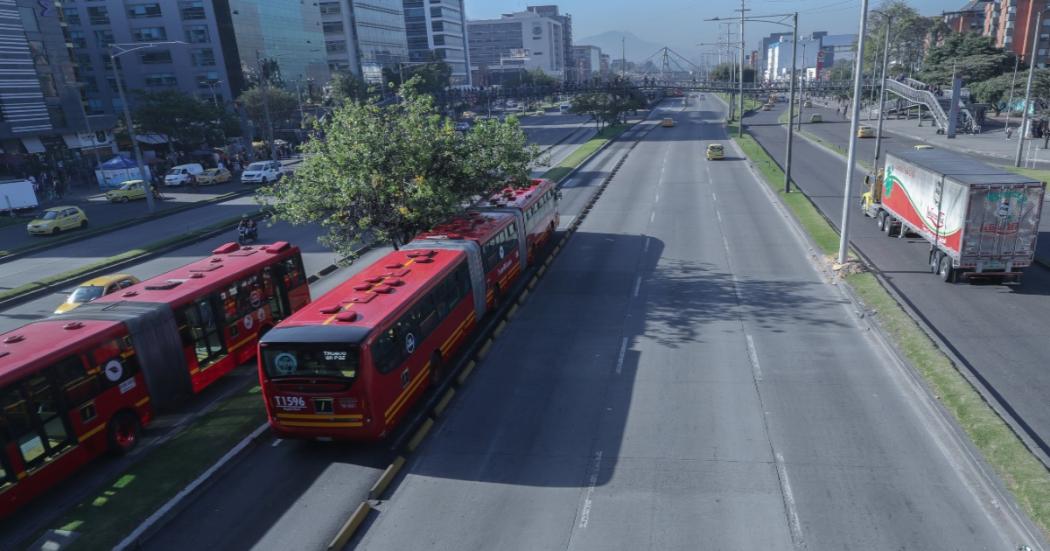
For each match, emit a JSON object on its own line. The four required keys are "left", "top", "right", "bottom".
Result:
{"left": 838, "top": 0, "right": 870, "bottom": 265}
{"left": 1015, "top": 9, "right": 1041, "bottom": 167}
{"left": 1005, "top": 55, "right": 1020, "bottom": 137}
{"left": 621, "top": 35, "right": 626, "bottom": 80}
{"left": 797, "top": 39, "right": 806, "bottom": 131}
{"left": 784, "top": 12, "right": 798, "bottom": 194}
{"left": 873, "top": 14, "right": 892, "bottom": 167}
{"left": 737, "top": 0, "right": 747, "bottom": 136}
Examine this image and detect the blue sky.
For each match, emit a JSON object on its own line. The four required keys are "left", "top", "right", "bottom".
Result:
{"left": 466, "top": 1, "right": 968, "bottom": 54}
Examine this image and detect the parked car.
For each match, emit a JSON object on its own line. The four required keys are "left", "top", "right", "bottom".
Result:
{"left": 706, "top": 143, "right": 725, "bottom": 160}
{"left": 809, "top": 114, "right": 823, "bottom": 123}
{"left": 454, "top": 121, "right": 472, "bottom": 132}
{"left": 661, "top": 118, "right": 675, "bottom": 127}
{"left": 26, "top": 206, "right": 87, "bottom": 235}
{"left": 197, "top": 167, "right": 232, "bottom": 185}
{"left": 164, "top": 163, "right": 205, "bottom": 186}
{"left": 105, "top": 180, "right": 148, "bottom": 203}
{"left": 857, "top": 125, "right": 875, "bottom": 138}
{"left": 54, "top": 274, "right": 140, "bottom": 314}
{"left": 803, "top": 99, "right": 812, "bottom": 107}
{"left": 914, "top": 144, "right": 934, "bottom": 150}
{"left": 762, "top": 103, "right": 772, "bottom": 111}
{"left": 240, "top": 161, "right": 282, "bottom": 184}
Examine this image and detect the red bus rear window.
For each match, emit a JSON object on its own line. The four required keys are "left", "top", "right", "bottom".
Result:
{"left": 261, "top": 345, "right": 359, "bottom": 381}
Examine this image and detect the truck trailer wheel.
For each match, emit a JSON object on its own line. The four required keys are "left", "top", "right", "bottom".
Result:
{"left": 876, "top": 212, "right": 887, "bottom": 231}
{"left": 938, "top": 256, "right": 956, "bottom": 283}
{"left": 929, "top": 250, "right": 940, "bottom": 273}
{"left": 883, "top": 216, "right": 897, "bottom": 237}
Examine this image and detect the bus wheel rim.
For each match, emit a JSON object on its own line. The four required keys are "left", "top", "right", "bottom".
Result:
{"left": 116, "top": 419, "right": 136, "bottom": 447}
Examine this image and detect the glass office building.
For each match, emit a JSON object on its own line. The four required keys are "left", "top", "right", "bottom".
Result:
{"left": 320, "top": 0, "right": 408, "bottom": 83}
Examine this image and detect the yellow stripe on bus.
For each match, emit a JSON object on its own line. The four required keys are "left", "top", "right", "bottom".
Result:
{"left": 134, "top": 396, "right": 151, "bottom": 408}
{"left": 279, "top": 420, "right": 364, "bottom": 428}
{"left": 276, "top": 412, "right": 363, "bottom": 420}
{"left": 77, "top": 424, "right": 107, "bottom": 443}
{"left": 228, "top": 334, "right": 257, "bottom": 354}
{"left": 384, "top": 364, "right": 431, "bottom": 423}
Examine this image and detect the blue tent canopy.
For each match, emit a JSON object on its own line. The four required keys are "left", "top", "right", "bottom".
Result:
{"left": 100, "top": 155, "right": 138, "bottom": 170}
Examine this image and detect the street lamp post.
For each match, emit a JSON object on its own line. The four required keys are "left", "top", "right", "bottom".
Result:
{"left": 1015, "top": 9, "right": 1042, "bottom": 167}
{"left": 110, "top": 41, "right": 186, "bottom": 212}
{"left": 797, "top": 39, "right": 807, "bottom": 132}
{"left": 1004, "top": 56, "right": 1020, "bottom": 137}
{"left": 873, "top": 14, "right": 893, "bottom": 169}
{"left": 838, "top": 0, "right": 871, "bottom": 265}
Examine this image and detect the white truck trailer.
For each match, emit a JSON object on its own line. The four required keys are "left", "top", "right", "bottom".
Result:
{"left": 0, "top": 179, "right": 37, "bottom": 213}
{"left": 861, "top": 149, "right": 1045, "bottom": 283}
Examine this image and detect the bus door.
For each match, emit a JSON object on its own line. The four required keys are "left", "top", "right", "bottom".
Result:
{"left": 180, "top": 297, "right": 227, "bottom": 370}
{"left": 0, "top": 370, "right": 75, "bottom": 477}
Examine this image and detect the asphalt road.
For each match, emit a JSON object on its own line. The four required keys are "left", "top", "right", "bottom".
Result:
{"left": 136, "top": 101, "right": 682, "bottom": 551}
{"left": 351, "top": 95, "right": 1041, "bottom": 550}
{"left": 0, "top": 114, "right": 591, "bottom": 301}
{"left": 748, "top": 102, "right": 1050, "bottom": 466}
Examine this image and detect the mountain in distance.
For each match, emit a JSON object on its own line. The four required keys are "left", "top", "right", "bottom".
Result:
{"left": 574, "top": 30, "right": 664, "bottom": 63}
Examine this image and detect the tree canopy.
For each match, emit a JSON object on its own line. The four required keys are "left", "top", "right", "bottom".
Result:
{"left": 260, "top": 79, "right": 540, "bottom": 256}
{"left": 709, "top": 63, "right": 755, "bottom": 83}
{"left": 132, "top": 90, "right": 236, "bottom": 150}
{"left": 570, "top": 80, "right": 648, "bottom": 128}
{"left": 237, "top": 86, "right": 299, "bottom": 141}
{"left": 863, "top": 0, "right": 932, "bottom": 75}
{"left": 382, "top": 60, "right": 452, "bottom": 97}
{"left": 920, "top": 32, "right": 1015, "bottom": 85}
{"left": 328, "top": 70, "right": 374, "bottom": 105}
{"left": 970, "top": 69, "right": 1050, "bottom": 112}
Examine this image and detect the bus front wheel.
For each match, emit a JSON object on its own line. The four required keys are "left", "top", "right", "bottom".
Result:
{"left": 108, "top": 411, "right": 141, "bottom": 455}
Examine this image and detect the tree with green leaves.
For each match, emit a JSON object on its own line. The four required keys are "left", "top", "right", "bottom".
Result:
{"left": 383, "top": 60, "right": 452, "bottom": 97}
{"left": 709, "top": 63, "right": 755, "bottom": 83}
{"left": 260, "top": 79, "right": 540, "bottom": 256}
{"left": 570, "top": 80, "right": 647, "bottom": 128}
{"left": 920, "top": 32, "right": 1015, "bottom": 86}
{"left": 133, "top": 90, "right": 233, "bottom": 152}
{"left": 237, "top": 86, "right": 299, "bottom": 146}
{"left": 328, "top": 70, "right": 374, "bottom": 105}
{"left": 970, "top": 68, "right": 1050, "bottom": 114}
{"left": 863, "top": 0, "right": 932, "bottom": 76}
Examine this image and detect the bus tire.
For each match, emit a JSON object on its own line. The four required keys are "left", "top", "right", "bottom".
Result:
{"left": 429, "top": 351, "right": 444, "bottom": 386}
{"left": 108, "top": 411, "right": 141, "bottom": 455}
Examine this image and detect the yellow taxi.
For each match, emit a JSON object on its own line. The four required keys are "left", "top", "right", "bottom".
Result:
{"left": 26, "top": 206, "right": 88, "bottom": 235}
{"left": 55, "top": 274, "right": 140, "bottom": 314}
{"left": 706, "top": 143, "right": 725, "bottom": 160}
{"left": 105, "top": 180, "right": 147, "bottom": 203}
{"left": 661, "top": 118, "right": 675, "bottom": 127}
{"left": 197, "top": 167, "right": 232, "bottom": 185}
{"left": 857, "top": 125, "right": 876, "bottom": 138}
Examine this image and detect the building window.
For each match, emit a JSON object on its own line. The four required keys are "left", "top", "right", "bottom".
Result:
{"left": 94, "top": 30, "right": 115, "bottom": 47}
{"left": 144, "top": 73, "right": 178, "bottom": 87}
{"left": 133, "top": 27, "right": 167, "bottom": 42}
{"left": 69, "top": 30, "right": 87, "bottom": 49}
{"left": 128, "top": 3, "right": 162, "bottom": 18}
{"left": 191, "top": 48, "right": 216, "bottom": 66}
{"left": 75, "top": 52, "right": 93, "bottom": 70}
{"left": 63, "top": 7, "right": 81, "bottom": 26}
{"left": 180, "top": 1, "right": 206, "bottom": 20}
{"left": 195, "top": 72, "right": 220, "bottom": 88}
{"left": 184, "top": 25, "right": 210, "bottom": 44}
{"left": 140, "top": 50, "right": 172, "bottom": 64}
{"left": 326, "top": 40, "right": 347, "bottom": 54}
{"left": 87, "top": 6, "right": 109, "bottom": 25}
{"left": 323, "top": 21, "right": 344, "bottom": 34}
{"left": 319, "top": 2, "right": 341, "bottom": 16}
{"left": 87, "top": 98, "right": 105, "bottom": 114}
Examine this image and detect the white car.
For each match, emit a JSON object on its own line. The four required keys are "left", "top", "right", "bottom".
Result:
{"left": 164, "top": 163, "right": 204, "bottom": 187}
{"left": 240, "top": 161, "right": 282, "bottom": 184}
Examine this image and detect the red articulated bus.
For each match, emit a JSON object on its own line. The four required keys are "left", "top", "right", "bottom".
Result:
{"left": 0, "top": 242, "right": 309, "bottom": 517}
{"left": 259, "top": 247, "right": 486, "bottom": 440}
{"left": 413, "top": 211, "right": 523, "bottom": 309}
{"left": 474, "top": 178, "right": 560, "bottom": 265}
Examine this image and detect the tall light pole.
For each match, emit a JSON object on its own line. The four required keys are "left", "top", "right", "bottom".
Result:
{"left": 797, "top": 38, "right": 807, "bottom": 131}
{"left": 738, "top": 0, "right": 747, "bottom": 137}
{"left": 206, "top": 79, "right": 227, "bottom": 149}
{"left": 873, "top": 13, "right": 892, "bottom": 169}
{"left": 110, "top": 41, "right": 185, "bottom": 212}
{"left": 1004, "top": 56, "right": 1020, "bottom": 137}
{"left": 1015, "top": 9, "right": 1042, "bottom": 167}
{"left": 838, "top": 0, "right": 870, "bottom": 265}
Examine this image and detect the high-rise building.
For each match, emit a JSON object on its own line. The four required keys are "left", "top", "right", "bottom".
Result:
{"left": 764, "top": 32, "right": 854, "bottom": 82}
{"left": 526, "top": 6, "right": 571, "bottom": 82}
{"left": 943, "top": 0, "right": 991, "bottom": 33}
{"left": 320, "top": 0, "right": 409, "bottom": 83}
{"left": 403, "top": 0, "right": 470, "bottom": 86}
{"left": 467, "top": 11, "right": 564, "bottom": 85}
{"left": 569, "top": 45, "right": 601, "bottom": 83}
{"left": 68, "top": 1, "right": 329, "bottom": 116}
{"left": 987, "top": 0, "right": 1049, "bottom": 66}
{"left": 599, "top": 53, "right": 611, "bottom": 78}
{"left": 1, "top": 0, "right": 115, "bottom": 170}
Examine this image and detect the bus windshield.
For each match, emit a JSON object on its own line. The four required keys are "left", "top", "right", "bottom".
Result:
{"left": 261, "top": 345, "right": 359, "bottom": 380}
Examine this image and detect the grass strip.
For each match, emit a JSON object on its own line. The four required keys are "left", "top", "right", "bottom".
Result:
{"left": 1001, "top": 164, "right": 1050, "bottom": 183}
{"left": 0, "top": 211, "right": 262, "bottom": 304}
{"left": 542, "top": 124, "right": 630, "bottom": 183}
{"left": 0, "top": 189, "right": 249, "bottom": 259}
{"left": 730, "top": 121, "right": 1050, "bottom": 538}
{"left": 41, "top": 386, "right": 267, "bottom": 550}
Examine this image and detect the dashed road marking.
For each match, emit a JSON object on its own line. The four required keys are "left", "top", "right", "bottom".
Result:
{"left": 632, "top": 275, "right": 642, "bottom": 298}
{"left": 577, "top": 450, "right": 604, "bottom": 528}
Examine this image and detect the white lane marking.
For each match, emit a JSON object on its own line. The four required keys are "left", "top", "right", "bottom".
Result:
{"left": 643, "top": 236, "right": 651, "bottom": 253}
{"left": 578, "top": 450, "right": 604, "bottom": 528}
{"left": 745, "top": 334, "right": 762, "bottom": 381}
{"left": 633, "top": 275, "right": 642, "bottom": 298}
{"left": 649, "top": 210, "right": 656, "bottom": 223}
{"left": 715, "top": 210, "right": 723, "bottom": 224}
{"left": 615, "top": 337, "right": 628, "bottom": 375}
{"left": 271, "top": 438, "right": 283, "bottom": 447}
{"left": 775, "top": 451, "right": 805, "bottom": 547}
{"left": 654, "top": 192, "right": 660, "bottom": 203}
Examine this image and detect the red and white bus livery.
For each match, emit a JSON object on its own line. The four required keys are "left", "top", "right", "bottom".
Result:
{"left": 412, "top": 211, "right": 522, "bottom": 309}
{"left": 474, "top": 178, "right": 559, "bottom": 264}
{"left": 259, "top": 247, "right": 485, "bottom": 440}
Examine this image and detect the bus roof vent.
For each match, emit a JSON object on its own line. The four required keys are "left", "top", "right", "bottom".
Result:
{"left": 385, "top": 263, "right": 403, "bottom": 269}
{"left": 145, "top": 280, "right": 183, "bottom": 291}
{"left": 384, "top": 269, "right": 409, "bottom": 277}
{"left": 3, "top": 334, "right": 25, "bottom": 344}
{"left": 373, "top": 286, "right": 395, "bottom": 294}
{"left": 0, "top": 351, "right": 8, "bottom": 359}
{"left": 348, "top": 294, "right": 376, "bottom": 304}
{"left": 384, "top": 278, "right": 404, "bottom": 287}
{"left": 336, "top": 311, "right": 358, "bottom": 322}
{"left": 414, "top": 258, "right": 434, "bottom": 264}
{"left": 63, "top": 322, "right": 84, "bottom": 330}
{"left": 353, "top": 284, "right": 372, "bottom": 292}
{"left": 319, "top": 305, "right": 341, "bottom": 314}
{"left": 264, "top": 241, "right": 290, "bottom": 253}
{"left": 122, "top": 290, "right": 139, "bottom": 297}
{"left": 190, "top": 265, "right": 223, "bottom": 272}
{"left": 212, "top": 242, "right": 239, "bottom": 255}
{"left": 407, "top": 249, "right": 436, "bottom": 258}
{"left": 210, "top": 257, "right": 223, "bottom": 263}
{"left": 366, "top": 277, "right": 383, "bottom": 284}
{"left": 189, "top": 273, "right": 205, "bottom": 279}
